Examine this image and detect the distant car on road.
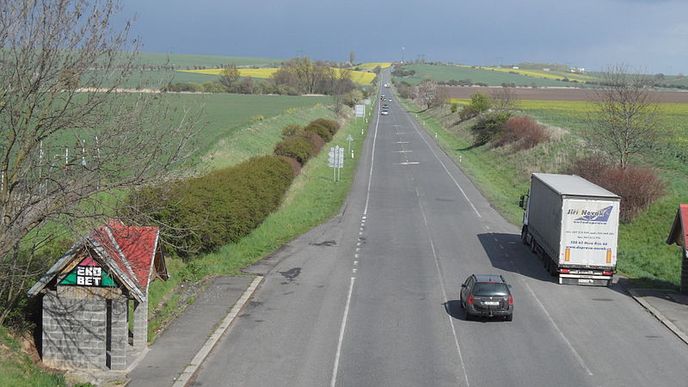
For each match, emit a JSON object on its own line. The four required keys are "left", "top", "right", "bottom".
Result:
{"left": 460, "top": 274, "right": 513, "bottom": 321}
{"left": 380, "top": 109, "right": 389, "bottom": 115}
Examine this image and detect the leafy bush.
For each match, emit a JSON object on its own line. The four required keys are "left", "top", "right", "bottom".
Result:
{"left": 310, "top": 118, "right": 340, "bottom": 136}
{"left": 274, "top": 135, "right": 316, "bottom": 165}
{"left": 305, "top": 131, "right": 325, "bottom": 153}
{"left": 202, "top": 81, "right": 225, "bottom": 93}
{"left": 163, "top": 82, "right": 203, "bottom": 92}
{"left": 567, "top": 158, "right": 665, "bottom": 222}
{"left": 126, "top": 156, "right": 294, "bottom": 257}
{"left": 470, "top": 112, "right": 511, "bottom": 146}
{"left": 304, "top": 122, "right": 332, "bottom": 142}
{"left": 450, "top": 103, "right": 459, "bottom": 113}
{"left": 459, "top": 105, "right": 479, "bottom": 121}
{"left": 469, "top": 92, "right": 492, "bottom": 113}
{"left": 277, "top": 155, "right": 301, "bottom": 176}
{"left": 494, "top": 116, "right": 550, "bottom": 150}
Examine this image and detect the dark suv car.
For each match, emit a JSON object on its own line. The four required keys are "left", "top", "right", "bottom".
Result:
{"left": 460, "top": 274, "right": 513, "bottom": 321}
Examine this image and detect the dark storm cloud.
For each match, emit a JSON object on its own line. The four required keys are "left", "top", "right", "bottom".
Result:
{"left": 119, "top": 0, "right": 688, "bottom": 73}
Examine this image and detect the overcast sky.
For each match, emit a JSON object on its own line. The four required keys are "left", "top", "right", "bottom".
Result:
{"left": 120, "top": 0, "right": 688, "bottom": 73}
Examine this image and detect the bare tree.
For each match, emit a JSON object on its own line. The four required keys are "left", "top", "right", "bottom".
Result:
{"left": 0, "top": 0, "right": 196, "bottom": 323}
{"left": 592, "top": 65, "right": 660, "bottom": 168}
{"left": 415, "top": 80, "right": 437, "bottom": 109}
{"left": 272, "top": 57, "right": 342, "bottom": 95}
{"left": 491, "top": 86, "right": 518, "bottom": 112}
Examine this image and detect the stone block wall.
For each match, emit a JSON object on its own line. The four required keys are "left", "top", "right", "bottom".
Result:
{"left": 42, "top": 288, "right": 129, "bottom": 370}
{"left": 133, "top": 300, "right": 148, "bottom": 350}
{"left": 42, "top": 290, "right": 106, "bottom": 369}
{"left": 107, "top": 296, "right": 128, "bottom": 370}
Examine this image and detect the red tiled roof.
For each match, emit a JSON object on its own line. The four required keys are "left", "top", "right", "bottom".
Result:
{"left": 90, "top": 219, "right": 160, "bottom": 293}
{"left": 28, "top": 219, "right": 163, "bottom": 300}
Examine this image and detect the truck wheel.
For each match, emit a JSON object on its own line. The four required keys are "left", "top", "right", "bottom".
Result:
{"left": 520, "top": 227, "right": 528, "bottom": 245}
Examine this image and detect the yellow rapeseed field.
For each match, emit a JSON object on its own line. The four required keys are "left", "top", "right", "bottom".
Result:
{"left": 178, "top": 67, "right": 375, "bottom": 85}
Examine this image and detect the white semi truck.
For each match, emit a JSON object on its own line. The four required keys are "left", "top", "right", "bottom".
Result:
{"left": 520, "top": 173, "right": 621, "bottom": 286}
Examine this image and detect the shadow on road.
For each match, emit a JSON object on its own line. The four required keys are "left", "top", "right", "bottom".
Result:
{"left": 476, "top": 232, "right": 682, "bottom": 300}
{"left": 444, "top": 300, "right": 464, "bottom": 320}
{"left": 477, "top": 232, "right": 556, "bottom": 284}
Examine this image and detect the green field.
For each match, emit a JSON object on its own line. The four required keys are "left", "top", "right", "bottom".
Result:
{"left": 94, "top": 53, "right": 283, "bottom": 88}
{"left": 402, "top": 97, "right": 688, "bottom": 288}
{"left": 396, "top": 64, "right": 587, "bottom": 87}
{"left": 163, "top": 93, "right": 332, "bottom": 166}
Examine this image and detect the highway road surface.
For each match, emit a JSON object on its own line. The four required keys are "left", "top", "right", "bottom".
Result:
{"left": 191, "top": 74, "right": 688, "bottom": 387}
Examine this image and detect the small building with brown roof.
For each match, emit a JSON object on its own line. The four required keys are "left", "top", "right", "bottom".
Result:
{"left": 28, "top": 220, "right": 167, "bottom": 370}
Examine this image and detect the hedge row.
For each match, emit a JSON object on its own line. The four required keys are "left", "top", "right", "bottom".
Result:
{"left": 127, "top": 156, "right": 294, "bottom": 257}
{"left": 126, "top": 118, "right": 340, "bottom": 258}
{"left": 274, "top": 118, "right": 339, "bottom": 167}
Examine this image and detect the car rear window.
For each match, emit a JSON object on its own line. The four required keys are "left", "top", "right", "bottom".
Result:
{"left": 473, "top": 283, "right": 508, "bottom": 296}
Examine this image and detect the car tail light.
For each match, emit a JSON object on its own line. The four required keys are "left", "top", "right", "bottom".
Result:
{"left": 508, "top": 295, "right": 513, "bottom": 305}
{"left": 467, "top": 294, "right": 474, "bottom": 305}
{"left": 559, "top": 268, "right": 570, "bottom": 274}
{"left": 602, "top": 270, "right": 613, "bottom": 276}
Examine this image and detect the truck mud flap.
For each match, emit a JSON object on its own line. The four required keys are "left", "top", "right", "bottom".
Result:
{"left": 559, "top": 276, "right": 611, "bottom": 286}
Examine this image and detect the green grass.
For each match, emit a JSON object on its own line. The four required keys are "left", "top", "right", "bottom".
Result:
{"left": 0, "top": 326, "right": 65, "bottom": 387}
{"left": 396, "top": 64, "right": 586, "bottom": 87}
{"left": 201, "top": 104, "right": 335, "bottom": 170}
{"left": 162, "top": 93, "right": 332, "bottom": 165}
{"left": 146, "top": 106, "right": 373, "bottom": 341}
{"left": 401, "top": 97, "right": 688, "bottom": 288}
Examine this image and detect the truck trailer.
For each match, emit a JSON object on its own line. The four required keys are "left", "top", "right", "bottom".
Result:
{"left": 520, "top": 173, "right": 621, "bottom": 286}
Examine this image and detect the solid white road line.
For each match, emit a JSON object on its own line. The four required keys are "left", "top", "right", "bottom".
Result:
{"left": 330, "top": 276, "right": 356, "bottom": 387}
{"left": 405, "top": 110, "right": 482, "bottom": 218}
{"left": 522, "top": 281, "right": 594, "bottom": 376}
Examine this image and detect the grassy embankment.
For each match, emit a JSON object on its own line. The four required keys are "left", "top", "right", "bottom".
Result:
{"left": 146, "top": 102, "right": 373, "bottom": 340}
{"left": 400, "top": 96, "right": 688, "bottom": 288}
{"left": 0, "top": 326, "right": 66, "bottom": 387}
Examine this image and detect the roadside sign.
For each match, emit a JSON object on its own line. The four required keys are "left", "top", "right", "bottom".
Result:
{"left": 355, "top": 104, "right": 365, "bottom": 117}
{"left": 337, "top": 146, "right": 344, "bottom": 168}
{"left": 329, "top": 146, "right": 345, "bottom": 181}
{"left": 328, "top": 147, "right": 336, "bottom": 168}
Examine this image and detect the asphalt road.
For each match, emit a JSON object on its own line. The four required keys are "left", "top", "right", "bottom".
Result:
{"left": 191, "top": 75, "right": 688, "bottom": 387}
